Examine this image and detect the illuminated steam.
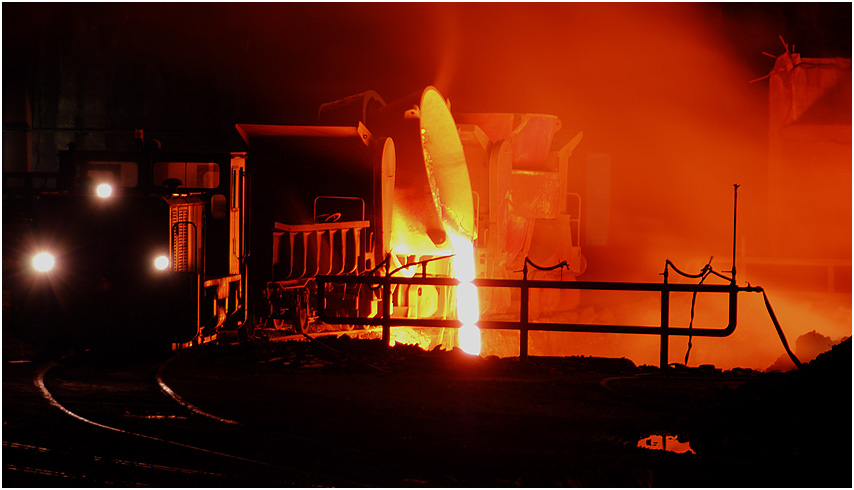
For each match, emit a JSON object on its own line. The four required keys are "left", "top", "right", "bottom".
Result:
{"left": 428, "top": 4, "right": 850, "bottom": 370}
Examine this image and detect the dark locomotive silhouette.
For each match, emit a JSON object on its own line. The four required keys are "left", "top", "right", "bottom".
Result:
{"left": 4, "top": 141, "right": 248, "bottom": 349}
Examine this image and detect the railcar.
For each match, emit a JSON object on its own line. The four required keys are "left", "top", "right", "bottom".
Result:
{"left": 242, "top": 87, "right": 585, "bottom": 350}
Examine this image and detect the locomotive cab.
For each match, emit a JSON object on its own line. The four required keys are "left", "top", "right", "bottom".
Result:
{"left": 153, "top": 154, "right": 248, "bottom": 348}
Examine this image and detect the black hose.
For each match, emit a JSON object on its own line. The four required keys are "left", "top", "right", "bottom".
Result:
{"left": 758, "top": 287, "right": 803, "bottom": 369}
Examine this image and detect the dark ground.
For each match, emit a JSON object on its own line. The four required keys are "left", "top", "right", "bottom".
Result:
{"left": 3, "top": 332, "right": 852, "bottom": 487}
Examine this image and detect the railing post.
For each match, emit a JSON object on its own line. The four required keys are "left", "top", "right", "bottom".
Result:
{"left": 660, "top": 268, "right": 669, "bottom": 370}
{"left": 520, "top": 261, "right": 529, "bottom": 364}
{"left": 382, "top": 261, "right": 391, "bottom": 347}
{"left": 660, "top": 288, "right": 670, "bottom": 370}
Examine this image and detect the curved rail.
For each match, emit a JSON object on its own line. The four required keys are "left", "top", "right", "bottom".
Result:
{"left": 35, "top": 360, "right": 275, "bottom": 468}
{"left": 30, "top": 350, "right": 375, "bottom": 487}
{"left": 156, "top": 356, "right": 241, "bottom": 425}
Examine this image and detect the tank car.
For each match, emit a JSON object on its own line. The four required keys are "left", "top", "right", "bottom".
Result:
{"left": 2, "top": 138, "right": 248, "bottom": 351}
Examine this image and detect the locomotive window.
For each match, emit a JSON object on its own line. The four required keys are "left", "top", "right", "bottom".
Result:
{"left": 84, "top": 161, "right": 138, "bottom": 187}
{"left": 154, "top": 162, "right": 220, "bottom": 189}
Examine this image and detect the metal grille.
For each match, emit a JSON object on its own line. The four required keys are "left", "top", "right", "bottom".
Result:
{"left": 272, "top": 220, "right": 370, "bottom": 281}
{"left": 171, "top": 205, "right": 190, "bottom": 271}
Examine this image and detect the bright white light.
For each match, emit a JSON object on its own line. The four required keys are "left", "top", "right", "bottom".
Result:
{"left": 459, "top": 324, "right": 481, "bottom": 355}
{"left": 448, "top": 234, "right": 476, "bottom": 282}
{"left": 449, "top": 231, "right": 481, "bottom": 355}
{"left": 456, "top": 283, "right": 479, "bottom": 324}
{"left": 96, "top": 183, "right": 113, "bottom": 198}
{"left": 153, "top": 255, "right": 170, "bottom": 271}
{"left": 32, "top": 252, "right": 55, "bottom": 272}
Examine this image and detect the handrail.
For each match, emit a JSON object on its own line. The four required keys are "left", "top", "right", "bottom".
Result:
{"left": 315, "top": 270, "right": 762, "bottom": 368}
{"left": 313, "top": 195, "right": 365, "bottom": 222}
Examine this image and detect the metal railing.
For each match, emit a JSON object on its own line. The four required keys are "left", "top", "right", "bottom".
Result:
{"left": 316, "top": 259, "right": 762, "bottom": 368}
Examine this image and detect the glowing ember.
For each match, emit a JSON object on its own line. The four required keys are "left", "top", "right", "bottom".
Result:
{"left": 637, "top": 434, "right": 695, "bottom": 454}
{"left": 390, "top": 327, "right": 435, "bottom": 348}
{"left": 450, "top": 233, "right": 481, "bottom": 355}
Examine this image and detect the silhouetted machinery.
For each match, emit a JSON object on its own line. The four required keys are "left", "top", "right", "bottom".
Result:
{"left": 4, "top": 85, "right": 790, "bottom": 368}
{"left": 2, "top": 86, "right": 585, "bottom": 351}
{"left": 241, "top": 86, "right": 585, "bottom": 343}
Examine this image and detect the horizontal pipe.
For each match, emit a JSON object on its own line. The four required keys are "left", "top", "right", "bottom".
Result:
{"left": 315, "top": 275, "right": 750, "bottom": 344}
{"left": 237, "top": 124, "right": 363, "bottom": 139}
{"left": 317, "top": 274, "right": 760, "bottom": 293}
{"left": 480, "top": 321, "right": 734, "bottom": 337}
{"left": 235, "top": 123, "right": 371, "bottom": 147}
{"left": 314, "top": 314, "right": 735, "bottom": 338}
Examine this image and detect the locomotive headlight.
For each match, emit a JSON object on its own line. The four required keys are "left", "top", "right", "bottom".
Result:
{"left": 32, "top": 252, "right": 56, "bottom": 272}
{"left": 153, "top": 255, "right": 170, "bottom": 271}
{"left": 95, "top": 183, "right": 113, "bottom": 198}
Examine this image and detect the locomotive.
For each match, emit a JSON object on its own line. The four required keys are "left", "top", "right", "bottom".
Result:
{"left": 3, "top": 86, "right": 585, "bottom": 353}
{"left": 3, "top": 140, "right": 248, "bottom": 350}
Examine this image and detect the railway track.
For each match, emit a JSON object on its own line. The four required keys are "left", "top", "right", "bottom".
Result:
{"left": 4, "top": 346, "right": 370, "bottom": 487}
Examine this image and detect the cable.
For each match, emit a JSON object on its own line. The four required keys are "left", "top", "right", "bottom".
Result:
{"left": 683, "top": 268, "right": 711, "bottom": 366}
{"left": 664, "top": 258, "right": 714, "bottom": 366}
{"left": 522, "top": 257, "right": 570, "bottom": 272}
{"left": 670, "top": 258, "right": 716, "bottom": 366}
{"left": 666, "top": 258, "right": 803, "bottom": 369}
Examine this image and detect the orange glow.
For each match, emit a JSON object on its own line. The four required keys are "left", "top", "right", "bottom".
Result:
{"left": 638, "top": 434, "right": 695, "bottom": 454}
{"left": 386, "top": 87, "right": 476, "bottom": 256}
{"left": 432, "top": 5, "right": 851, "bottom": 370}
{"left": 4, "top": 4, "right": 848, "bottom": 372}
{"left": 381, "top": 86, "right": 483, "bottom": 354}
{"left": 390, "top": 326, "right": 438, "bottom": 349}
{"left": 388, "top": 256, "right": 445, "bottom": 349}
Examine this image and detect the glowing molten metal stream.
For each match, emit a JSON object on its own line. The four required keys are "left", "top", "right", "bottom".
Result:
{"left": 450, "top": 233, "right": 480, "bottom": 355}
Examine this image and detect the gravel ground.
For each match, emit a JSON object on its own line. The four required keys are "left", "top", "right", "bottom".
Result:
{"left": 160, "top": 334, "right": 852, "bottom": 487}
{"left": 4, "top": 330, "right": 851, "bottom": 487}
